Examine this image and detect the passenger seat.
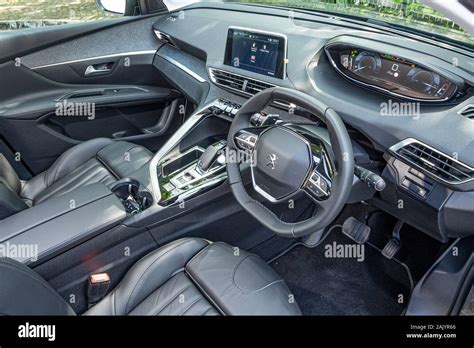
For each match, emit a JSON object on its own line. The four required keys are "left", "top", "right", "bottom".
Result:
{"left": 0, "top": 138, "right": 153, "bottom": 219}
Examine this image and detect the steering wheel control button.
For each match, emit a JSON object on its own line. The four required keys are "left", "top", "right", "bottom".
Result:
{"left": 236, "top": 133, "right": 258, "bottom": 151}
{"left": 306, "top": 171, "right": 330, "bottom": 199}
{"left": 306, "top": 182, "right": 326, "bottom": 198}
{"left": 252, "top": 127, "right": 312, "bottom": 201}
{"left": 310, "top": 172, "right": 328, "bottom": 192}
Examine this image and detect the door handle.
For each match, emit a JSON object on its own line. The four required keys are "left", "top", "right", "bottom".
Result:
{"left": 85, "top": 63, "right": 113, "bottom": 76}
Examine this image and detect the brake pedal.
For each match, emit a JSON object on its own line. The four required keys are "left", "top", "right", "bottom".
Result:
{"left": 382, "top": 238, "right": 400, "bottom": 259}
{"left": 342, "top": 217, "right": 371, "bottom": 244}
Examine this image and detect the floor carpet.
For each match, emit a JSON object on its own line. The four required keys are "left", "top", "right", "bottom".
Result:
{"left": 271, "top": 228, "right": 411, "bottom": 315}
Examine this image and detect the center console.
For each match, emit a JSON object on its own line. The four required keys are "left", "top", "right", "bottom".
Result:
{"left": 0, "top": 183, "right": 126, "bottom": 264}
{"left": 158, "top": 140, "right": 227, "bottom": 206}
{"left": 147, "top": 98, "right": 284, "bottom": 207}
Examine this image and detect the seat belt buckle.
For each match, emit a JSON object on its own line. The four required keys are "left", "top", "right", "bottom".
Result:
{"left": 87, "top": 273, "right": 110, "bottom": 306}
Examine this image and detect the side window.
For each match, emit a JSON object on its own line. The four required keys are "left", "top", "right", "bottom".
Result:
{"left": 0, "top": 0, "right": 126, "bottom": 31}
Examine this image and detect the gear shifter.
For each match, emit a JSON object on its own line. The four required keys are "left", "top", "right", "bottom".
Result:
{"left": 197, "top": 145, "right": 220, "bottom": 173}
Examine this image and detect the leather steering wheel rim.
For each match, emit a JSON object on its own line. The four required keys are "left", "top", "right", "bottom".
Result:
{"left": 226, "top": 87, "right": 354, "bottom": 238}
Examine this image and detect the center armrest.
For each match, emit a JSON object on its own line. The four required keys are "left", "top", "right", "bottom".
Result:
{"left": 0, "top": 183, "right": 126, "bottom": 264}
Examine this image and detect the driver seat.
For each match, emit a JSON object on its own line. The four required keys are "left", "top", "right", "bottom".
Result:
{"left": 0, "top": 238, "right": 301, "bottom": 315}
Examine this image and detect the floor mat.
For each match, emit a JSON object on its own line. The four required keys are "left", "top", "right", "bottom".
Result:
{"left": 249, "top": 235, "right": 296, "bottom": 262}
{"left": 271, "top": 229, "right": 411, "bottom": 315}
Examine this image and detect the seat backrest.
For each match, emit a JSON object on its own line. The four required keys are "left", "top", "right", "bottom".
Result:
{"left": 0, "top": 257, "right": 76, "bottom": 315}
{"left": 0, "top": 153, "right": 28, "bottom": 219}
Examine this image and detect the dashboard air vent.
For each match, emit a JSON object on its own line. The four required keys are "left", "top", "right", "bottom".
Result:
{"left": 154, "top": 30, "right": 177, "bottom": 48}
{"left": 458, "top": 104, "right": 474, "bottom": 120}
{"left": 392, "top": 139, "right": 474, "bottom": 184}
{"left": 209, "top": 68, "right": 275, "bottom": 96}
{"left": 209, "top": 69, "right": 248, "bottom": 93}
{"left": 209, "top": 68, "right": 290, "bottom": 109}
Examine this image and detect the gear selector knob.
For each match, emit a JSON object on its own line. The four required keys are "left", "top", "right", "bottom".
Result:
{"left": 197, "top": 145, "right": 220, "bottom": 173}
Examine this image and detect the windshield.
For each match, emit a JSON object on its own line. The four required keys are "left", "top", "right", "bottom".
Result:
{"left": 225, "top": 0, "right": 473, "bottom": 46}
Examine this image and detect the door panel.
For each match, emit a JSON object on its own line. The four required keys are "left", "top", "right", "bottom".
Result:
{"left": 31, "top": 52, "right": 167, "bottom": 86}
{"left": 0, "top": 13, "right": 190, "bottom": 177}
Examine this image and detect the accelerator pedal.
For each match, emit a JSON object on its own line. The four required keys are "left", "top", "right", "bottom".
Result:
{"left": 382, "top": 239, "right": 401, "bottom": 259}
{"left": 382, "top": 220, "right": 403, "bottom": 259}
{"left": 342, "top": 217, "right": 371, "bottom": 244}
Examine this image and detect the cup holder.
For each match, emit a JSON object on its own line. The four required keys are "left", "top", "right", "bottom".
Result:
{"left": 111, "top": 178, "right": 153, "bottom": 214}
{"left": 137, "top": 190, "right": 153, "bottom": 210}
{"left": 111, "top": 178, "right": 140, "bottom": 200}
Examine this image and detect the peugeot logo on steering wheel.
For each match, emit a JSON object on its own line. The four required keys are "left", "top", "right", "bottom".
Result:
{"left": 266, "top": 154, "right": 278, "bottom": 170}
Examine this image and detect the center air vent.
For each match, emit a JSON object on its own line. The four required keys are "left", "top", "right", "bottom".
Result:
{"left": 391, "top": 139, "right": 474, "bottom": 184}
{"left": 458, "top": 104, "right": 474, "bottom": 120}
{"left": 209, "top": 68, "right": 276, "bottom": 96}
{"left": 208, "top": 68, "right": 290, "bottom": 109}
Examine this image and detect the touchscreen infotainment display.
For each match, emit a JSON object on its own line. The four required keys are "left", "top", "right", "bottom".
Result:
{"left": 224, "top": 28, "right": 286, "bottom": 79}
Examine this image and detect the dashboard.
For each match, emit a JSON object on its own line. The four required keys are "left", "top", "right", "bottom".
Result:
{"left": 152, "top": 3, "right": 474, "bottom": 241}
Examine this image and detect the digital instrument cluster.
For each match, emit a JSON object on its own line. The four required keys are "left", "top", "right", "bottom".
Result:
{"left": 326, "top": 46, "right": 457, "bottom": 101}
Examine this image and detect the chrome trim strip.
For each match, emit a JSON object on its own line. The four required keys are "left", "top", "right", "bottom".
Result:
{"left": 323, "top": 44, "right": 458, "bottom": 103}
{"left": 30, "top": 50, "right": 157, "bottom": 70}
{"left": 149, "top": 100, "right": 221, "bottom": 202}
{"left": 158, "top": 54, "right": 206, "bottom": 83}
{"left": 389, "top": 138, "right": 474, "bottom": 185}
{"left": 457, "top": 104, "right": 473, "bottom": 117}
{"left": 173, "top": 173, "right": 227, "bottom": 206}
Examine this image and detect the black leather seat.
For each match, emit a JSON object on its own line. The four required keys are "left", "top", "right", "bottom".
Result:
{"left": 0, "top": 238, "right": 301, "bottom": 315}
{"left": 0, "top": 138, "right": 153, "bottom": 219}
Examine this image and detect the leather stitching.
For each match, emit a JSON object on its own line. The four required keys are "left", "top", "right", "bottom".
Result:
{"left": 123, "top": 239, "right": 204, "bottom": 313}
{"left": 231, "top": 254, "right": 285, "bottom": 293}
{"left": 201, "top": 305, "right": 218, "bottom": 316}
{"left": 46, "top": 140, "right": 111, "bottom": 186}
{"left": 179, "top": 295, "right": 205, "bottom": 316}
{"left": 152, "top": 281, "right": 192, "bottom": 315}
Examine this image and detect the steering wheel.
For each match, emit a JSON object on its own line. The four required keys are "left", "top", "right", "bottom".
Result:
{"left": 226, "top": 87, "right": 354, "bottom": 238}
